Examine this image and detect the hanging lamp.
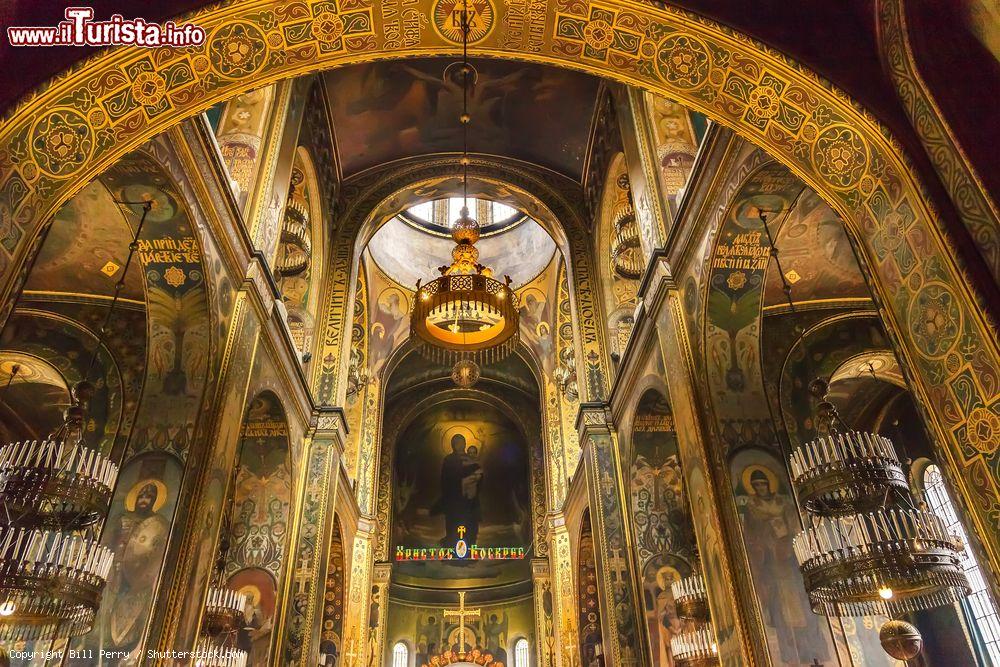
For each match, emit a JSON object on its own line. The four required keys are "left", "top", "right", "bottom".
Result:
{"left": 409, "top": 8, "right": 518, "bottom": 386}
{"left": 789, "top": 378, "right": 969, "bottom": 618}
{"left": 0, "top": 200, "right": 155, "bottom": 639}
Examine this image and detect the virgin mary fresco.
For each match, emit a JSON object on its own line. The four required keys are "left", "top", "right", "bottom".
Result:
{"left": 392, "top": 401, "right": 531, "bottom": 587}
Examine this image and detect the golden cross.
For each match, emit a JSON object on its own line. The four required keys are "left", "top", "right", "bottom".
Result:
{"left": 344, "top": 636, "right": 360, "bottom": 666}
{"left": 457, "top": 525, "right": 467, "bottom": 540}
{"left": 563, "top": 641, "right": 578, "bottom": 667}
{"left": 443, "top": 591, "right": 480, "bottom": 651}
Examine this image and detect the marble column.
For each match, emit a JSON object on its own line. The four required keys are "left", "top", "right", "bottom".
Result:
{"left": 369, "top": 562, "right": 393, "bottom": 665}
{"left": 576, "top": 403, "right": 647, "bottom": 666}
{"left": 549, "top": 517, "right": 578, "bottom": 667}
{"left": 277, "top": 407, "right": 346, "bottom": 664}
{"left": 532, "top": 558, "right": 555, "bottom": 667}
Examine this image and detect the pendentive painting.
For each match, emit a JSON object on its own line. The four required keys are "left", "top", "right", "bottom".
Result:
{"left": 392, "top": 399, "right": 532, "bottom": 588}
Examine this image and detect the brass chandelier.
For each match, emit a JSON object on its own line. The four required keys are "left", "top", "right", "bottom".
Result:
{"left": 671, "top": 572, "right": 710, "bottom": 624}
{"left": 789, "top": 378, "right": 969, "bottom": 618}
{"left": 409, "top": 7, "right": 518, "bottom": 387}
{"left": 669, "top": 627, "right": 718, "bottom": 667}
{"left": 670, "top": 569, "right": 717, "bottom": 666}
{"left": 0, "top": 201, "right": 154, "bottom": 639}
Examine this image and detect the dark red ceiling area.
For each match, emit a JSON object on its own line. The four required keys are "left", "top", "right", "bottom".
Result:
{"left": 905, "top": 0, "right": 1000, "bottom": 198}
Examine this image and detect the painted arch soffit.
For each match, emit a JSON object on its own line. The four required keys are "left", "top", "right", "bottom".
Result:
{"left": 336, "top": 156, "right": 588, "bottom": 252}
{"left": 0, "top": 0, "right": 997, "bottom": 574}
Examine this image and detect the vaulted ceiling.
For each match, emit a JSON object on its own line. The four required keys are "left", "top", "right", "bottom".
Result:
{"left": 323, "top": 58, "right": 601, "bottom": 180}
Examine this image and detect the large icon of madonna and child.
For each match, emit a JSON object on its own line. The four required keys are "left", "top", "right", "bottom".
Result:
{"left": 392, "top": 400, "right": 532, "bottom": 587}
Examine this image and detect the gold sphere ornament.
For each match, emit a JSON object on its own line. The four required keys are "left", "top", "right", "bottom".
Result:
{"left": 451, "top": 207, "right": 481, "bottom": 245}
{"left": 451, "top": 360, "right": 481, "bottom": 387}
{"left": 879, "top": 619, "right": 922, "bottom": 660}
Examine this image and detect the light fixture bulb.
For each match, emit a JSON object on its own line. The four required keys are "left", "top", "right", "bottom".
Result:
{"left": 0, "top": 601, "right": 16, "bottom": 616}
{"left": 878, "top": 586, "right": 894, "bottom": 600}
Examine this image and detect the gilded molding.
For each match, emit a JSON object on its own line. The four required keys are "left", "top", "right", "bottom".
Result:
{"left": 878, "top": 0, "right": 1000, "bottom": 282}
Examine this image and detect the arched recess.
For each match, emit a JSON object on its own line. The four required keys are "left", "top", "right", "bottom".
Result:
{"left": 0, "top": 311, "right": 127, "bottom": 453}
{"left": 374, "top": 348, "right": 546, "bottom": 570}
{"left": 776, "top": 313, "right": 890, "bottom": 451}
{"left": 0, "top": 351, "right": 68, "bottom": 442}
{"left": 320, "top": 514, "right": 347, "bottom": 666}
{"left": 627, "top": 388, "right": 697, "bottom": 667}
{"left": 275, "top": 147, "right": 326, "bottom": 366}
{"left": 1, "top": 3, "right": 997, "bottom": 581}
{"left": 311, "top": 156, "right": 612, "bottom": 410}
{"left": 594, "top": 152, "right": 641, "bottom": 366}
{"left": 577, "top": 509, "right": 604, "bottom": 666}
{"left": 226, "top": 390, "right": 294, "bottom": 666}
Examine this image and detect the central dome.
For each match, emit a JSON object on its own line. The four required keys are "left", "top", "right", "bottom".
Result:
{"left": 367, "top": 199, "right": 556, "bottom": 290}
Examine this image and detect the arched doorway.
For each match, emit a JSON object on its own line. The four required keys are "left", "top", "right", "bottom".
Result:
{"left": 320, "top": 515, "right": 347, "bottom": 666}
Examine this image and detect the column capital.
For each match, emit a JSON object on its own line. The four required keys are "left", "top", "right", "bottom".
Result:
{"left": 312, "top": 405, "right": 348, "bottom": 439}
{"left": 575, "top": 401, "right": 614, "bottom": 438}
{"left": 372, "top": 561, "right": 392, "bottom": 584}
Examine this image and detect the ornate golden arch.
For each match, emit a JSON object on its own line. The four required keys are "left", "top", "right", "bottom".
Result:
{"left": 1, "top": 0, "right": 998, "bottom": 616}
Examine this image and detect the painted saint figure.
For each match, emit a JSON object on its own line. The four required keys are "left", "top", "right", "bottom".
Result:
{"left": 736, "top": 465, "right": 813, "bottom": 663}
{"left": 433, "top": 433, "right": 483, "bottom": 545}
{"left": 100, "top": 480, "right": 171, "bottom": 659}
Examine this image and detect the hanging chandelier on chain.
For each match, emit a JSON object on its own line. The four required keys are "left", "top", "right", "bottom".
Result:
{"left": 409, "top": 9, "right": 519, "bottom": 387}
{"left": 0, "top": 201, "right": 154, "bottom": 640}
{"left": 789, "top": 378, "right": 970, "bottom": 618}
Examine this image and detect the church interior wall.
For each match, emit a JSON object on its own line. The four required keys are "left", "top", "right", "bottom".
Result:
{"left": 384, "top": 594, "right": 536, "bottom": 667}
{"left": 0, "top": 8, "right": 996, "bottom": 664}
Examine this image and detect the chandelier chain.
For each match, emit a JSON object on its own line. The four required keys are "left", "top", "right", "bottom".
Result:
{"left": 84, "top": 199, "right": 153, "bottom": 381}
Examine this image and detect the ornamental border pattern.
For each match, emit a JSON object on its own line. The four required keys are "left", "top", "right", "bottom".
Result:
{"left": 877, "top": 0, "right": 1000, "bottom": 283}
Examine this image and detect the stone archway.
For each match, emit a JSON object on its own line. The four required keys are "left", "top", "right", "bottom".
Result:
{"left": 0, "top": 0, "right": 997, "bottom": 616}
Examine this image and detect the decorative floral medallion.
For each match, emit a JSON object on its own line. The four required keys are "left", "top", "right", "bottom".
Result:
{"left": 131, "top": 71, "right": 167, "bottom": 107}
{"left": 655, "top": 34, "right": 711, "bottom": 89}
{"left": 87, "top": 107, "right": 108, "bottom": 128}
{"left": 209, "top": 22, "right": 267, "bottom": 79}
{"left": 812, "top": 125, "right": 868, "bottom": 190}
{"left": 726, "top": 270, "right": 747, "bottom": 290}
{"left": 164, "top": 265, "right": 187, "bottom": 288}
{"left": 583, "top": 19, "right": 615, "bottom": 51}
{"left": 907, "top": 283, "right": 961, "bottom": 358}
{"left": 966, "top": 407, "right": 1000, "bottom": 454}
{"left": 29, "top": 108, "right": 93, "bottom": 177}
{"left": 748, "top": 83, "right": 781, "bottom": 120}
{"left": 313, "top": 11, "right": 346, "bottom": 45}
{"left": 432, "top": 0, "right": 495, "bottom": 44}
